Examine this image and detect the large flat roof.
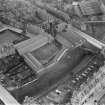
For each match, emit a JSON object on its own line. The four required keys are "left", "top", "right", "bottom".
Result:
{"left": 0, "top": 27, "right": 29, "bottom": 45}
{"left": 56, "top": 30, "right": 86, "bottom": 48}
{"left": 31, "top": 41, "right": 62, "bottom": 66}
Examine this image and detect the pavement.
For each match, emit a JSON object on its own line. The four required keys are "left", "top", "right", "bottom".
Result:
{"left": 0, "top": 84, "right": 20, "bottom": 105}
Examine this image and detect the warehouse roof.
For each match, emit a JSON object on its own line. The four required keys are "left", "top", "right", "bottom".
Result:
{"left": 56, "top": 29, "right": 86, "bottom": 48}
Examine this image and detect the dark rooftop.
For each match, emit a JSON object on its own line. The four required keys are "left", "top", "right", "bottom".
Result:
{"left": 31, "top": 41, "right": 62, "bottom": 66}
{"left": 57, "top": 30, "right": 86, "bottom": 47}
{"left": 0, "top": 29, "right": 29, "bottom": 45}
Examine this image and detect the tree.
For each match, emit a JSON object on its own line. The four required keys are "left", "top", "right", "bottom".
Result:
{"left": 0, "top": 0, "right": 50, "bottom": 31}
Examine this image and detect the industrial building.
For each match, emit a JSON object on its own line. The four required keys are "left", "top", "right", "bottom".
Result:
{"left": 0, "top": 0, "right": 105, "bottom": 105}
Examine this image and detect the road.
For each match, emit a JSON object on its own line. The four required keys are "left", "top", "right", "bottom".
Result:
{"left": 0, "top": 84, "right": 20, "bottom": 105}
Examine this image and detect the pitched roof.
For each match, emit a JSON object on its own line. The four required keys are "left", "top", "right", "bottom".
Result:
{"left": 79, "top": 0, "right": 102, "bottom": 16}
